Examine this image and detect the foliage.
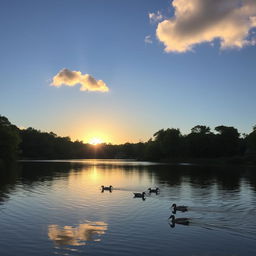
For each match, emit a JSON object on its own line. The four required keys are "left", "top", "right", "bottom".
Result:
{"left": 153, "top": 128, "right": 182, "bottom": 159}
{"left": 1, "top": 114, "right": 255, "bottom": 162}
{"left": 20, "top": 128, "right": 87, "bottom": 159}
{"left": 0, "top": 115, "right": 21, "bottom": 163}
{"left": 246, "top": 127, "right": 256, "bottom": 154}
{"left": 214, "top": 126, "right": 240, "bottom": 156}
{"left": 187, "top": 126, "right": 215, "bottom": 158}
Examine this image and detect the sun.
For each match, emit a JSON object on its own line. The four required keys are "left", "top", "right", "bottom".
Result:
{"left": 88, "top": 137, "right": 104, "bottom": 145}
{"left": 83, "top": 132, "right": 110, "bottom": 145}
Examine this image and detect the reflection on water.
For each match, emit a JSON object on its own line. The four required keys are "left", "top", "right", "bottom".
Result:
{"left": 0, "top": 160, "right": 256, "bottom": 256}
{"left": 48, "top": 221, "right": 108, "bottom": 246}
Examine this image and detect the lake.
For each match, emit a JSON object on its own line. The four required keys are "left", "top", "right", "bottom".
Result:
{"left": 0, "top": 160, "right": 256, "bottom": 256}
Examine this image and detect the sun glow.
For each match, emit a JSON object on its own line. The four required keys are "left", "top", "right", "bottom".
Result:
{"left": 83, "top": 131, "right": 111, "bottom": 145}
{"left": 88, "top": 137, "right": 104, "bottom": 145}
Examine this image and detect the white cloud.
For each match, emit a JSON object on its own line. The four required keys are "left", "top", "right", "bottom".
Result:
{"left": 48, "top": 221, "right": 107, "bottom": 246}
{"left": 145, "top": 35, "right": 153, "bottom": 44}
{"left": 155, "top": 0, "right": 256, "bottom": 53}
{"left": 51, "top": 68, "right": 109, "bottom": 92}
{"left": 149, "top": 11, "right": 164, "bottom": 23}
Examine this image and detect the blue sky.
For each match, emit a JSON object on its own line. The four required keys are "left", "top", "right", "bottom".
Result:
{"left": 0, "top": 0, "right": 256, "bottom": 143}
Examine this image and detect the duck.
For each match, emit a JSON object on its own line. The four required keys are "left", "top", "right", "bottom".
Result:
{"left": 168, "top": 215, "right": 190, "bottom": 227}
{"left": 171, "top": 203, "right": 188, "bottom": 213}
{"left": 133, "top": 192, "right": 146, "bottom": 198}
{"left": 101, "top": 185, "right": 113, "bottom": 191}
{"left": 148, "top": 187, "right": 160, "bottom": 193}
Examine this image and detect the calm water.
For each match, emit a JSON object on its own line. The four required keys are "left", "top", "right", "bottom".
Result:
{"left": 1, "top": 160, "right": 256, "bottom": 256}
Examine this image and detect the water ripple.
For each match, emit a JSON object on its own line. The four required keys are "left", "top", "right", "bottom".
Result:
{"left": 1, "top": 161, "right": 256, "bottom": 256}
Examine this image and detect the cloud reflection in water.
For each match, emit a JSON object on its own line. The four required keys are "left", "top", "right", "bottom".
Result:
{"left": 48, "top": 221, "right": 108, "bottom": 247}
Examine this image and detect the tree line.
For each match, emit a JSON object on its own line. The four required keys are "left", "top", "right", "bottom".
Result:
{"left": 1, "top": 115, "right": 256, "bottom": 164}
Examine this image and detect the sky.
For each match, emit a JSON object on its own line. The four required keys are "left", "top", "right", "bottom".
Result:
{"left": 0, "top": 0, "right": 256, "bottom": 144}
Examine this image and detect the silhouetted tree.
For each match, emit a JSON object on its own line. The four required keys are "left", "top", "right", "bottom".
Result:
{"left": 20, "top": 128, "right": 85, "bottom": 159}
{"left": 1, "top": 114, "right": 252, "bottom": 163}
{"left": 153, "top": 128, "right": 182, "bottom": 159}
{"left": 246, "top": 125, "right": 256, "bottom": 156}
{"left": 214, "top": 126, "right": 240, "bottom": 157}
{"left": 0, "top": 115, "right": 21, "bottom": 163}
{"left": 191, "top": 125, "right": 211, "bottom": 135}
{"left": 186, "top": 125, "right": 215, "bottom": 157}
{"left": 144, "top": 139, "right": 162, "bottom": 161}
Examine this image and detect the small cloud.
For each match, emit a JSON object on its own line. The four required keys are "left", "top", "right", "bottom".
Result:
{"left": 154, "top": 0, "right": 256, "bottom": 53}
{"left": 149, "top": 11, "right": 164, "bottom": 23}
{"left": 145, "top": 35, "right": 153, "bottom": 44}
{"left": 51, "top": 69, "right": 109, "bottom": 92}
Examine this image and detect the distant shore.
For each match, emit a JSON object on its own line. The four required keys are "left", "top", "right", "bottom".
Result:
{"left": 157, "top": 156, "right": 256, "bottom": 166}
{"left": 17, "top": 155, "right": 256, "bottom": 166}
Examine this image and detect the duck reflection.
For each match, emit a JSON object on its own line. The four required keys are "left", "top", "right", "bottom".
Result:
{"left": 168, "top": 215, "right": 190, "bottom": 228}
{"left": 48, "top": 221, "right": 108, "bottom": 246}
{"left": 101, "top": 185, "right": 113, "bottom": 193}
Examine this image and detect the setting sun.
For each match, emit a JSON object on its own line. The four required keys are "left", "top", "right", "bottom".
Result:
{"left": 84, "top": 132, "right": 111, "bottom": 145}
{"left": 88, "top": 137, "right": 104, "bottom": 145}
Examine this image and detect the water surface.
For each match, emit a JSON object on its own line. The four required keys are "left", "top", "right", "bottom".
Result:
{"left": 0, "top": 160, "right": 256, "bottom": 255}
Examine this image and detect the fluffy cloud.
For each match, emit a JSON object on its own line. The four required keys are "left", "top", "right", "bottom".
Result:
{"left": 155, "top": 0, "right": 256, "bottom": 53}
{"left": 145, "top": 35, "right": 153, "bottom": 44}
{"left": 149, "top": 11, "right": 164, "bottom": 23}
{"left": 51, "top": 68, "right": 109, "bottom": 92}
